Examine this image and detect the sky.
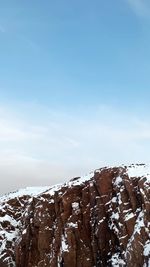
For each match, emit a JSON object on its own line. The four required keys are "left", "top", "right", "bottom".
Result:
{"left": 0, "top": 0, "right": 150, "bottom": 195}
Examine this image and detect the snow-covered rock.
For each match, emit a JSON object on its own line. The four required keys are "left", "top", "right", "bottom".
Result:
{"left": 0, "top": 164, "right": 149, "bottom": 267}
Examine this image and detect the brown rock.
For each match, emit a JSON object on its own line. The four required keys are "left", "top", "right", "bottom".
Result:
{"left": 0, "top": 164, "right": 149, "bottom": 266}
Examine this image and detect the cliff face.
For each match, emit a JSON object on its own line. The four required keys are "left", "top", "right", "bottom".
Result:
{"left": 0, "top": 164, "right": 149, "bottom": 267}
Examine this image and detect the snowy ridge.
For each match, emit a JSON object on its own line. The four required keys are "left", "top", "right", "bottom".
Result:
{"left": 0, "top": 171, "right": 94, "bottom": 203}
{"left": 127, "top": 163, "right": 150, "bottom": 179}
{"left": 1, "top": 163, "right": 149, "bottom": 203}
{"left": 0, "top": 186, "right": 50, "bottom": 203}
{"left": 0, "top": 164, "right": 149, "bottom": 266}
{"left": 0, "top": 171, "right": 95, "bottom": 266}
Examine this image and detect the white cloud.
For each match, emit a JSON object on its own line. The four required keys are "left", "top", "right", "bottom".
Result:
{"left": 126, "top": 0, "right": 150, "bottom": 17}
{"left": 0, "top": 103, "right": 150, "bottom": 195}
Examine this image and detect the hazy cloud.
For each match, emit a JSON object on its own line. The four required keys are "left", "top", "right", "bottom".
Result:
{"left": 0, "top": 103, "right": 150, "bottom": 195}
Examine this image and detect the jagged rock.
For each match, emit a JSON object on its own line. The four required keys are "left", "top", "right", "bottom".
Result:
{"left": 0, "top": 164, "right": 149, "bottom": 266}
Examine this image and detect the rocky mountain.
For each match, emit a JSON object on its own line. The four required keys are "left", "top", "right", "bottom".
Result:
{"left": 0, "top": 164, "right": 149, "bottom": 267}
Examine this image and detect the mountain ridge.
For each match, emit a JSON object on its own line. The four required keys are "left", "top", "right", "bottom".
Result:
{"left": 0, "top": 164, "right": 149, "bottom": 266}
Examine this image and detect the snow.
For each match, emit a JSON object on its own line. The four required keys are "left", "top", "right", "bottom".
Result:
{"left": 0, "top": 164, "right": 148, "bottom": 205}
{"left": 61, "top": 234, "right": 69, "bottom": 252}
{"left": 0, "top": 170, "right": 94, "bottom": 204}
{"left": 99, "top": 217, "right": 106, "bottom": 224}
{"left": 0, "top": 171, "right": 93, "bottom": 264}
{"left": 112, "top": 197, "right": 117, "bottom": 203}
{"left": 111, "top": 253, "right": 126, "bottom": 266}
{"left": 67, "top": 222, "right": 78, "bottom": 228}
{"left": 126, "top": 210, "right": 145, "bottom": 251}
{"left": 22, "top": 229, "right": 27, "bottom": 235}
{"left": 111, "top": 211, "right": 119, "bottom": 220}
{"left": 0, "top": 214, "right": 18, "bottom": 227}
{"left": 127, "top": 164, "right": 150, "bottom": 182}
{"left": 0, "top": 186, "right": 50, "bottom": 202}
{"left": 2, "top": 230, "right": 17, "bottom": 242}
{"left": 124, "top": 212, "right": 135, "bottom": 221}
{"left": 44, "top": 184, "right": 63, "bottom": 196}
{"left": 72, "top": 202, "right": 80, "bottom": 215}
{"left": 0, "top": 164, "right": 149, "bottom": 266}
{"left": 109, "top": 211, "right": 120, "bottom": 235}
{"left": 114, "top": 176, "right": 122, "bottom": 186}
{"left": 72, "top": 202, "right": 79, "bottom": 210}
{"left": 144, "top": 240, "right": 150, "bottom": 257}
{"left": 68, "top": 172, "right": 94, "bottom": 187}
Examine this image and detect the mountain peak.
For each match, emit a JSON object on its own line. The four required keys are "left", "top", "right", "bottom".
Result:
{"left": 0, "top": 164, "right": 149, "bottom": 266}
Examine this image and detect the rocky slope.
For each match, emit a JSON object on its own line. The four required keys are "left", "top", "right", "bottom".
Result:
{"left": 0, "top": 164, "right": 149, "bottom": 267}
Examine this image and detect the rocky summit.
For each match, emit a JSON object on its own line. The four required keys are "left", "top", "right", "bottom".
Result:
{"left": 0, "top": 164, "right": 149, "bottom": 267}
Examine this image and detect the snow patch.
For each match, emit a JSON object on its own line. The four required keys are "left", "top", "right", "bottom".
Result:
{"left": 127, "top": 164, "right": 150, "bottom": 182}
{"left": 114, "top": 176, "right": 122, "bottom": 186}
{"left": 111, "top": 253, "right": 126, "bottom": 266}
{"left": 67, "top": 222, "right": 78, "bottom": 228}
{"left": 61, "top": 234, "right": 69, "bottom": 252}
{"left": 0, "top": 186, "right": 50, "bottom": 202}
{"left": 124, "top": 212, "right": 135, "bottom": 221}
{"left": 68, "top": 172, "right": 94, "bottom": 187}
{"left": 144, "top": 240, "right": 150, "bottom": 257}
{"left": 72, "top": 202, "right": 79, "bottom": 210}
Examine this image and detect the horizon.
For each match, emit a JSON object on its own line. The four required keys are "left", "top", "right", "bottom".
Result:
{"left": 1, "top": 0, "right": 150, "bottom": 195}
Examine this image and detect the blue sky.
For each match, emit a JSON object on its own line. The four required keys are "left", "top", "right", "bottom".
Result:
{"left": 0, "top": 0, "right": 150, "bottom": 109}
{"left": 0, "top": 0, "right": 150, "bottom": 194}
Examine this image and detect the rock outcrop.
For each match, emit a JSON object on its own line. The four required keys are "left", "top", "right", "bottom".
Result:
{"left": 0, "top": 164, "right": 149, "bottom": 267}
